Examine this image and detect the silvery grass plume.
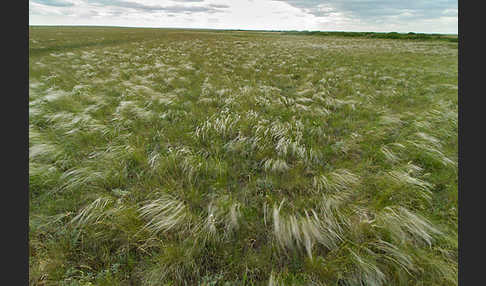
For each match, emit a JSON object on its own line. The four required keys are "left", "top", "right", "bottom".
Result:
{"left": 250, "top": 128, "right": 270, "bottom": 152}
{"left": 308, "top": 124, "right": 329, "bottom": 141}
{"left": 195, "top": 202, "right": 220, "bottom": 242}
{"left": 44, "top": 111, "right": 75, "bottom": 126}
{"left": 194, "top": 112, "right": 241, "bottom": 141}
{"left": 29, "top": 162, "right": 57, "bottom": 178}
{"left": 244, "top": 109, "right": 261, "bottom": 122}
{"left": 382, "top": 142, "right": 406, "bottom": 162}
{"left": 275, "top": 137, "right": 306, "bottom": 158}
{"left": 239, "top": 84, "right": 254, "bottom": 97}
{"left": 29, "top": 125, "right": 42, "bottom": 143}
{"left": 259, "top": 122, "right": 288, "bottom": 143}
{"left": 323, "top": 97, "right": 357, "bottom": 111}
{"left": 296, "top": 88, "right": 315, "bottom": 98}
{"left": 29, "top": 105, "right": 44, "bottom": 120}
{"left": 88, "top": 144, "right": 134, "bottom": 161}
{"left": 71, "top": 83, "right": 90, "bottom": 96}
{"left": 253, "top": 95, "right": 274, "bottom": 107}
{"left": 257, "top": 121, "right": 305, "bottom": 151}
{"left": 414, "top": 132, "right": 442, "bottom": 148}
{"left": 413, "top": 120, "right": 433, "bottom": 130}
{"left": 59, "top": 167, "right": 105, "bottom": 192}
{"left": 152, "top": 92, "right": 176, "bottom": 106}
{"left": 293, "top": 103, "right": 311, "bottom": 112}
{"left": 160, "top": 108, "right": 188, "bottom": 122}
{"left": 318, "top": 190, "right": 354, "bottom": 216}
{"left": 191, "top": 199, "right": 243, "bottom": 242}
{"left": 114, "top": 100, "right": 153, "bottom": 121}
{"left": 331, "top": 133, "right": 361, "bottom": 155}
{"left": 69, "top": 197, "right": 137, "bottom": 243}
{"left": 379, "top": 114, "right": 402, "bottom": 126}
{"left": 139, "top": 193, "right": 190, "bottom": 236}
{"left": 380, "top": 145, "right": 401, "bottom": 164}
{"left": 312, "top": 169, "right": 359, "bottom": 193}
{"left": 387, "top": 170, "right": 433, "bottom": 202}
{"left": 305, "top": 147, "right": 324, "bottom": 167}
{"left": 147, "top": 149, "right": 161, "bottom": 169}
{"left": 319, "top": 195, "right": 351, "bottom": 235}
{"left": 30, "top": 162, "right": 60, "bottom": 188}
{"left": 259, "top": 85, "right": 282, "bottom": 97}
{"left": 311, "top": 91, "right": 327, "bottom": 103}
{"left": 427, "top": 104, "right": 457, "bottom": 129}
{"left": 47, "top": 113, "right": 91, "bottom": 134}
{"left": 43, "top": 88, "right": 70, "bottom": 102}
{"left": 375, "top": 206, "right": 441, "bottom": 246}
{"left": 272, "top": 201, "right": 344, "bottom": 259}
{"left": 177, "top": 155, "right": 203, "bottom": 184}
{"left": 369, "top": 240, "right": 415, "bottom": 276}
{"left": 346, "top": 247, "right": 387, "bottom": 286}
{"left": 223, "top": 134, "right": 258, "bottom": 155}
{"left": 141, "top": 244, "right": 201, "bottom": 285}
{"left": 387, "top": 170, "right": 433, "bottom": 192}
{"left": 312, "top": 105, "right": 331, "bottom": 116}
{"left": 29, "top": 143, "right": 62, "bottom": 162}
{"left": 215, "top": 88, "right": 231, "bottom": 100}
{"left": 268, "top": 272, "right": 284, "bottom": 286}
{"left": 222, "top": 93, "right": 240, "bottom": 107}
{"left": 263, "top": 158, "right": 290, "bottom": 173}
{"left": 225, "top": 203, "right": 242, "bottom": 234}
{"left": 66, "top": 115, "right": 104, "bottom": 136}
{"left": 31, "top": 212, "right": 73, "bottom": 233}
{"left": 406, "top": 132, "right": 456, "bottom": 168}
{"left": 402, "top": 161, "right": 424, "bottom": 174}
{"left": 277, "top": 96, "right": 295, "bottom": 107}
{"left": 69, "top": 197, "right": 117, "bottom": 230}
{"left": 44, "top": 111, "right": 106, "bottom": 137}
{"left": 82, "top": 101, "right": 107, "bottom": 116}
{"left": 201, "top": 77, "right": 214, "bottom": 97}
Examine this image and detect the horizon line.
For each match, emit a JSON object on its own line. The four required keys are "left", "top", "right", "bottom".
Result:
{"left": 28, "top": 24, "right": 458, "bottom": 36}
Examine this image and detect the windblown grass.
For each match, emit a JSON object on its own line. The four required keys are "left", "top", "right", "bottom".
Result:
{"left": 29, "top": 26, "right": 457, "bottom": 285}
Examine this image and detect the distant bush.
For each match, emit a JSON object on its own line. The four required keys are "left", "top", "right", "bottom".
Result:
{"left": 282, "top": 30, "right": 458, "bottom": 42}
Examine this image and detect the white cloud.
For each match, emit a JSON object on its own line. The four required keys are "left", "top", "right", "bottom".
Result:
{"left": 29, "top": 0, "right": 458, "bottom": 33}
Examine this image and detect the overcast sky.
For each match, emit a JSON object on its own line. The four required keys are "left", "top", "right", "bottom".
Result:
{"left": 29, "top": 0, "right": 458, "bottom": 34}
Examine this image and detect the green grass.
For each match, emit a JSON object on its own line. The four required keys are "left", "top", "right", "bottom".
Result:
{"left": 29, "top": 26, "right": 458, "bottom": 285}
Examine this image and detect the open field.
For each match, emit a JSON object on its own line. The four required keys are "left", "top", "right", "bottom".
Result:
{"left": 280, "top": 31, "right": 458, "bottom": 42}
{"left": 29, "top": 26, "right": 458, "bottom": 285}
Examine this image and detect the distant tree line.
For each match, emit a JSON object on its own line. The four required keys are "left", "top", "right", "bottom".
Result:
{"left": 281, "top": 31, "right": 458, "bottom": 42}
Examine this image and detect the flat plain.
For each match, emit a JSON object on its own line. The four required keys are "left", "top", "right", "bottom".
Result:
{"left": 29, "top": 26, "right": 458, "bottom": 285}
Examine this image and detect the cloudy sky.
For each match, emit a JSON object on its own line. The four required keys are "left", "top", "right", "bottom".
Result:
{"left": 29, "top": 0, "right": 458, "bottom": 34}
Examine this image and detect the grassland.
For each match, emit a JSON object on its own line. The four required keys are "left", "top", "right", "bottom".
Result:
{"left": 29, "top": 26, "right": 458, "bottom": 285}
{"left": 281, "top": 31, "right": 458, "bottom": 42}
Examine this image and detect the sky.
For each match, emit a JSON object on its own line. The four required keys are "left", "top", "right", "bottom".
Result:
{"left": 29, "top": 0, "right": 458, "bottom": 34}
